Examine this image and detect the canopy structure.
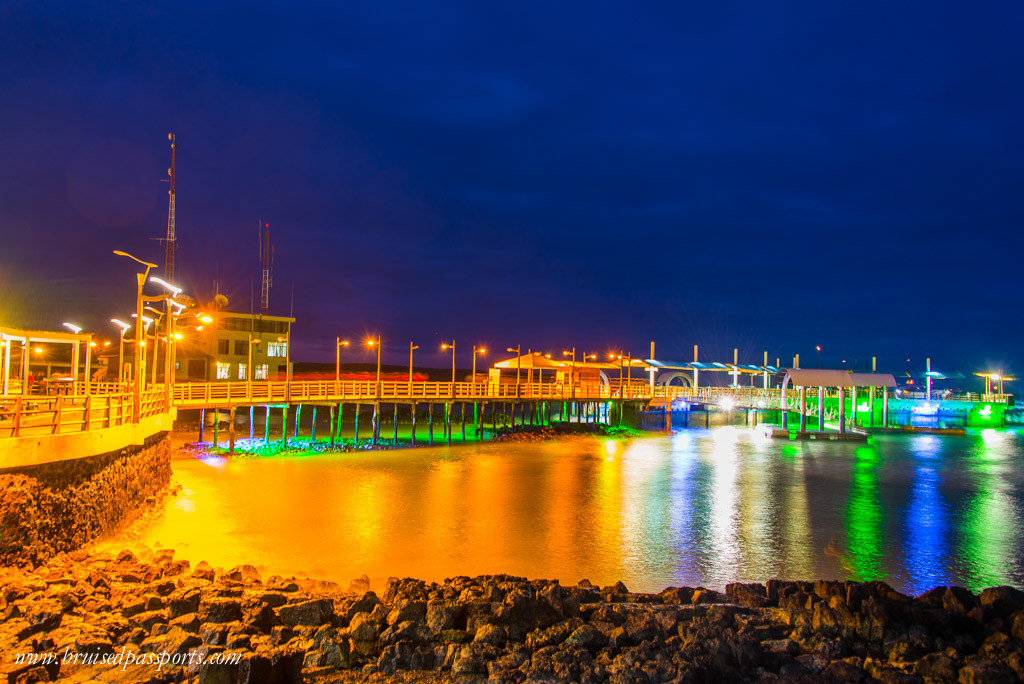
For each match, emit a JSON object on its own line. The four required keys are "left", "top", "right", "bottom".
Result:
{"left": 784, "top": 368, "right": 896, "bottom": 388}
{"left": 0, "top": 325, "right": 95, "bottom": 396}
{"left": 492, "top": 354, "right": 619, "bottom": 371}
{"left": 904, "top": 370, "right": 964, "bottom": 380}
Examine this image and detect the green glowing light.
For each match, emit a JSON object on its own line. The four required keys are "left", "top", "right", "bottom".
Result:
{"left": 856, "top": 402, "right": 869, "bottom": 413}
{"left": 846, "top": 446, "right": 886, "bottom": 581}
{"left": 979, "top": 404, "right": 992, "bottom": 418}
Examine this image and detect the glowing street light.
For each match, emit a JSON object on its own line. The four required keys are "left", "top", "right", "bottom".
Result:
{"left": 471, "top": 346, "right": 486, "bottom": 386}
{"left": 507, "top": 344, "right": 521, "bottom": 397}
{"left": 367, "top": 335, "right": 382, "bottom": 393}
{"left": 111, "top": 318, "right": 131, "bottom": 383}
{"left": 62, "top": 322, "right": 82, "bottom": 334}
{"left": 441, "top": 340, "right": 456, "bottom": 386}
{"left": 335, "top": 338, "right": 350, "bottom": 383}
{"left": 113, "top": 250, "right": 158, "bottom": 419}
{"left": 149, "top": 276, "right": 182, "bottom": 295}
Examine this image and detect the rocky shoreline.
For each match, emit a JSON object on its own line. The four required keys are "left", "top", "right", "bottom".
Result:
{"left": 2, "top": 549, "right": 1024, "bottom": 683}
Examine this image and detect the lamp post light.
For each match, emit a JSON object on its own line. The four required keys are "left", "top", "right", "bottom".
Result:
{"left": 562, "top": 347, "right": 576, "bottom": 398}
{"left": 111, "top": 319, "right": 131, "bottom": 384}
{"left": 247, "top": 336, "right": 260, "bottom": 397}
{"left": 335, "top": 338, "right": 350, "bottom": 383}
{"left": 441, "top": 340, "right": 456, "bottom": 387}
{"left": 816, "top": 345, "right": 822, "bottom": 369}
{"left": 367, "top": 335, "right": 381, "bottom": 395}
{"left": 506, "top": 345, "right": 521, "bottom": 398}
{"left": 408, "top": 342, "right": 419, "bottom": 384}
{"left": 471, "top": 346, "right": 486, "bottom": 388}
{"left": 113, "top": 250, "right": 158, "bottom": 420}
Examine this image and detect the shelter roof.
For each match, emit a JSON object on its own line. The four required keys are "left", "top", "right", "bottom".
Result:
{"left": 0, "top": 325, "right": 92, "bottom": 344}
{"left": 785, "top": 368, "right": 896, "bottom": 388}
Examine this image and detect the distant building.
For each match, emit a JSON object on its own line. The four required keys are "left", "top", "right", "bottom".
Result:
{"left": 174, "top": 310, "right": 295, "bottom": 382}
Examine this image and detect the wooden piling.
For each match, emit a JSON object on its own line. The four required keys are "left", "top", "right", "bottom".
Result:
{"left": 249, "top": 406, "right": 255, "bottom": 439}
{"left": 411, "top": 403, "right": 417, "bottom": 446}
{"left": 229, "top": 407, "right": 236, "bottom": 453}
{"left": 199, "top": 408, "right": 205, "bottom": 443}
{"left": 311, "top": 406, "right": 318, "bottom": 441}
{"left": 294, "top": 404, "right": 302, "bottom": 439}
{"left": 282, "top": 407, "right": 288, "bottom": 446}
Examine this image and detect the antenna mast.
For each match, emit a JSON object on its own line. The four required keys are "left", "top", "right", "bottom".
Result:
{"left": 259, "top": 221, "right": 272, "bottom": 315}
{"left": 165, "top": 133, "right": 176, "bottom": 280}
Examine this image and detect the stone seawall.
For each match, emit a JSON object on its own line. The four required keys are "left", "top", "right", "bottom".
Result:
{"left": 0, "top": 434, "right": 171, "bottom": 566}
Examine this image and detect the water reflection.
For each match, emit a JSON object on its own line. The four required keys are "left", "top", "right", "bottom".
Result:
{"left": 109, "top": 429, "right": 1024, "bottom": 594}
{"left": 903, "top": 436, "right": 950, "bottom": 594}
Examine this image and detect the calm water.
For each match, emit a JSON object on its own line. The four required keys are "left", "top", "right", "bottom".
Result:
{"left": 111, "top": 428, "right": 1024, "bottom": 594}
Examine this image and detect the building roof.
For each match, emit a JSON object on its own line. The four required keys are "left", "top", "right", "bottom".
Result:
{"left": 0, "top": 325, "right": 92, "bottom": 344}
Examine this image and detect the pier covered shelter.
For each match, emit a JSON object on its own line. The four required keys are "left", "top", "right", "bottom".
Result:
{"left": 0, "top": 325, "right": 95, "bottom": 396}
{"left": 781, "top": 368, "right": 897, "bottom": 434}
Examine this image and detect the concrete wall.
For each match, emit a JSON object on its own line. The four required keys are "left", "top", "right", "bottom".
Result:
{"left": 0, "top": 409, "right": 176, "bottom": 470}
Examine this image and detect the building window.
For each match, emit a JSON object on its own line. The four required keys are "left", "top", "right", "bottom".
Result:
{"left": 174, "top": 362, "right": 180, "bottom": 370}
{"left": 217, "top": 339, "right": 229, "bottom": 355}
{"left": 267, "top": 341, "right": 287, "bottom": 357}
{"left": 234, "top": 340, "right": 246, "bottom": 356}
{"left": 238, "top": 363, "right": 247, "bottom": 380}
{"left": 216, "top": 362, "right": 230, "bottom": 380}
{"left": 254, "top": 364, "right": 269, "bottom": 380}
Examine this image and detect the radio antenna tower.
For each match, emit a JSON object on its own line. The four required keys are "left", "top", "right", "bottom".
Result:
{"left": 258, "top": 221, "right": 273, "bottom": 315}
{"left": 164, "top": 133, "right": 177, "bottom": 280}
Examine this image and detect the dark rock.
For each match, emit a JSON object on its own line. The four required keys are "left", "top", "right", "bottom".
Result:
{"left": 979, "top": 587, "right": 1024, "bottom": 620}
{"left": 565, "top": 623, "right": 606, "bottom": 649}
{"left": 344, "top": 591, "right": 381, "bottom": 620}
{"left": 473, "top": 623, "right": 507, "bottom": 645}
{"left": 914, "top": 652, "right": 959, "bottom": 682}
{"left": 199, "top": 598, "right": 243, "bottom": 624}
{"left": 958, "top": 658, "right": 1017, "bottom": 684}
{"left": 168, "top": 588, "right": 201, "bottom": 618}
{"left": 278, "top": 598, "right": 333, "bottom": 627}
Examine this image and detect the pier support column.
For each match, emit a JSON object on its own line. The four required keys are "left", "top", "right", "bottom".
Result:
{"left": 213, "top": 409, "right": 219, "bottom": 448}
{"left": 461, "top": 404, "right": 466, "bottom": 442}
{"left": 411, "top": 403, "right": 417, "bottom": 446}
{"left": 281, "top": 407, "right": 288, "bottom": 446}
{"left": 312, "top": 406, "right": 318, "bottom": 441}
{"left": 295, "top": 404, "right": 302, "bottom": 440}
{"left": 491, "top": 402, "right": 497, "bottom": 437}
{"left": 249, "top": 406, "right": 255, "bottom": 439}
{"left": 229, "top": 408, "right": 236, "bottom": 454}
{"left": 372, "top": 402, "right": 379, "bottom": 447}
{"left": 818, "top": 387, "right": 825, "bottom": 432}
{"left": 850, "top": 387, "right": 858, "bottom": 429}
{"left": 334, "top": 403, "right": 343, "bottom": 443}
{"left": 394, "top": 404, "right": 398, "bottom": 445}
{"left": 446, "top": 402, "right": 452, "bottom": 446}
{"left": 868, "top": 388, "right": 875, "bottom": 428}
{"left": 354, "top": 403, "right": 360, "bottom": 442}
{"left": 199, "top": 409, "right": 205, "bottom": 443}
{"left": 882, "top": 387, "right": 889, "bottom": 427}
{"left": 330, "top": 405, "right": 336, "bottom": 445}
{"left": 799, "top": 386, "right": 807, "bottom": 433}
{"left": 838, "top": 388, "right": 846, "bottom": 435}
{"left": 428, "top": 403, "right": 434, "bottom": 445}
{"left": 265, "top": 406, "right": 270, "bottom": 442}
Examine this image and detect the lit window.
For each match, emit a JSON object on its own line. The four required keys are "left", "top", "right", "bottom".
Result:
{"left": 217, "top": 339, "right": 229, "bottom": 355}
{"left": 254, "top": 364, "right": 269, "bottom": 380}
{"left": 216, "top": 362, "right": 230, "bottom": 380}
{"left": 267, "top": 342, "right": 287, "bottom": 357}
{"left": 238, "top": 363, "right": 247, "bottom": 380}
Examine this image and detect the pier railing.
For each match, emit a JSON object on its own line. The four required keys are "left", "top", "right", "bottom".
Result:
{"left": 0, "top": 388, "right": 167, "bottom": 438}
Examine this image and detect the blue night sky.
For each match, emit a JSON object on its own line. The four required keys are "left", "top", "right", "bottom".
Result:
{"left": 1, "top": 1, "right": 1022, "bottom": 380}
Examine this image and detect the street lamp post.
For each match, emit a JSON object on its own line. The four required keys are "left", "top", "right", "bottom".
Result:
{"left": 247, "top": 336, "right": 260, "bottom": 398}
{"left": 367, "top": 335, "right": 381, "bottom": 394}
{"left": 471, "top": 346, "right": 486, "bottom": 388}
{"left": 111, "top": 319, "right": 131, "bottom": 385}
{"left": 335, "top": 337, "right": 350, "bottom": 384}
{"left": 441, "top": 340, "right": 456, "bottom": 387}
{"left": 408, "top": 342, "right": 419, "bottom": 384}
{"left": 506, "top": 345, "right": 521, "bottom": 398}
{"left": 114, "top": 250, "right": 158, "bottom": 421}
{"left": 562, "top": 347, "right": 576, "bottom": 399}
{"left": 471, "top": 346, "right": 486, "bottom": 430}
{"left": 816, "top": 345, "right": 822, "bottom": 369}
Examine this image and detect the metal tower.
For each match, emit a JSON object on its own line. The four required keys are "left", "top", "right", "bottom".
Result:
{"left": 165, "top": 133, "right": 176, "bottom": 280}
{"left": 259, "top": 222, "right": 273, "bottom": 315}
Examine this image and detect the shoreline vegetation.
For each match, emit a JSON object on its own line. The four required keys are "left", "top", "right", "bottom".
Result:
{"left": 177, "top": 423, "right": 645, "bottom": 459}
{"left": 2, "top": 547, "right": 1024, "bottom": 682}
